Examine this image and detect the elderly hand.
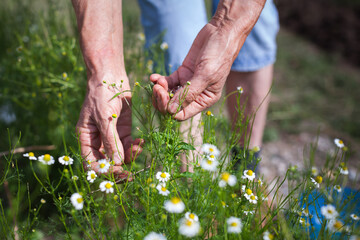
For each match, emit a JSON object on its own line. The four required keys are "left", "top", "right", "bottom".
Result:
{"left": 76, "top": 75, "right": 143, "bottom": 179}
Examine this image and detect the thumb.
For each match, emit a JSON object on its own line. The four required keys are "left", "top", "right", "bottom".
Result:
{"left": 168, "top": 77, "right": 207, "bottom": 115}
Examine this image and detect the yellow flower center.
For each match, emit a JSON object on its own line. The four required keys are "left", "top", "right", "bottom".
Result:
{"left": 207, "top": 160, "right": 213, "bottom": 165}
{"left": 100, "top": 163, "right": 105, "bottom": 169}
{"left": 333, "top": 221, "right": 342, "bottom": 230}
{"left": 160, "top": 173, "right": 167, "bottom": 178}
{"left": 230, "top": 222, "right": 237, "bottom": 227}
{"left": 340, "top": 162, "right": 345, "bottom": 167}
{"left": 44, "top": 154, "right": 51, "bottom": 162}
{"left": 189, "top": 213, "right": 195, "bottom": 219}
{"left": 209, "top": 148, "right": 214, "bottom": 152}
{"left": 91, "top": 173, "right": 96, "bottom": 179}
{"left": 312, "top": 169, "right": 317, "bottom": 174}
{"left": 209, "top": 155, "right": 215, "bottom": 159}
{"left": 185, "top": 220, "right": 193, "bottom": 226}
{"left": 315, "top": 176, "right": 323, "bottom": 184}
{"left": 105, "top": 183, "right": 112, "bottom": 189}
{"left": 161, "top": 187, "right": 167, "bottom": 192}
{"left": 338, "top": 140, "right": 343, "bottom": 145}
{"left": 29, "top": 152, "right": 35, "bottom": 157}
{"left": 206, "top": 111, "right": 212, "bottom": 116}
{"left": 170, "top": 197, "right": 181, "bottom": 204}
{"left": 246, "top": 189, "right": 252, "bottom": 195}
{"left": 221, "top": 201, "right": 226, "bottom": 206}
{"left": 327, "top": 209, "right": 333, "bottom": 214}
{"left": 63, "top": 156, "right": 69, "bottom": 161}
{"left": 231, "top": 193, "right": 237, "bottom": 198}
{"left": 268, "top": 233, "right": 274, "bottom": 240}
{"left": 77, "top": 197, "right": 83, "bottom": 204}
{"left": 250, "top": 195, "right": 256, "bottom": 200}
{"left": 247, "top": 170, "right": 254, "bottom": 176}
{"left": 343, "top": 166, "right": 348, "bottom": 170}
{"left": 112, "top": 114, "right": 117, "bottom": 118}
{"left": 221, "top": 173, "right": 230, "bottom": 181}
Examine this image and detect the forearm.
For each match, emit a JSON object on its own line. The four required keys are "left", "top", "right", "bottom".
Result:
{"left": 72, "top": 0, "right": 126, "bottom": 81}
{"left": 210, "top": 0, "right": 266, "bottom": 59}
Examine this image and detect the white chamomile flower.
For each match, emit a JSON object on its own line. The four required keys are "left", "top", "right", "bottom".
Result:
{"left": 257, "top": 179, "right": 263, "bottom": 186}
{"left": 201, "top": 143, "right": 220, "bottom": 157}
{"left": 263, "top": 231, "right": 274, "bottom": 240}
{"left": 87, "top": 170, "right": 97, "bottom": 183}
{"left": 311, "top": 176, "right": 322, "bottom": 188}
{"left": 311, "top": 166, "right": 319, "bottom": 176}
{"left": 334, "top": 185, "right": 342, "bottom": 193}
{"left": 248, "top": 194, "right": 258, "bottom": 204}
{"left": 339, "top": 163, "right": 349, "bottom": 175}
{"left": 156, "top": 183, "right": 170, "bottom": 196}
{"left": 351, "top": 213, "right": 359, "bottom": 221}
{"left": 144, "top": 232, "right": 166, "bottom": 240}
{"left": 241, "top": 185, "right": 246, "bottom": 192}
{"left": 242, "top": 169, "right": 256, "bottom": 181}
{"left": 72, "top": 175, "right": 79, "bottom": 181}
{"left": 334, "top": 138, "right": 345, "bottom": 148}
{"left": 252, "top": 146, "right": 261, "bottom": 153}
{"left": 328, "top": 219, "right": 345, "bottom": 233}
{"left": 226, "top": 217, "right": 242, "bottom": 234}
{"left": 70, "top": 193, "right": 84, "bottom": 210}
{"left": 137, "top": 32, "right": 145, "bottom": 41}
{"left": 156, "top": 171, "right": 170, "bottom": 182}
{"left": 299, "top": 217, "right": 306, "bottom": 226}
{"left": 243, "top": 210, "right": 255, "bottom": 216}
{"left": 244, "top": 188, "right": 253, "bottom": 200}
{"left": 237, "top": 86, "right": 243, "bottom": 94}
{"left": 219, "top": 172, "right": 237, "bottom": 188}
{"left": 185, "top": 212, "right": 199, "bottom": 222}
{"left": 164, "top": 197, "right": 185, "bottom": 213}
{"left": 97, "top": 159, "right": 110, "bottom": 173}
{"left": 58, "top": 155, "right": 74, "bottom": 165}
{"left": 99, "top": 181, "right": 114, "bottom": 194}
{"left": 23, "top": 152, "right": 37, "bottom": 160}
{"left": 178, "top": 217, "right": 200, "bottom": 237}
{"left": 160, "top": 42, "right": 168, "bottom": 50}
{"left": 200, "top": 157, "right": 219, "bottom": 172}
{"left": 321, "top": 204, "right": 338, "bottom": 220}
{"left": 301, "top": 208, "right": 310, "bottom": 217}
{"left": 38, "top": 154, "right": 55, "bottom": 165}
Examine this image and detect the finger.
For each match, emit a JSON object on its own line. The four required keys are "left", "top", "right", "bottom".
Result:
{"left": 167, "top": 77, "right": 207, "bottom": 114}
{"left": 98, "top": 115, "right": 125, "bottom": 165}
{"left": 150, "top": 73, "right": 162, "bottom": 83}
{"left": 76, "top": 122, "right": 105, "bottom": 162}
{"left": 153, "top": 84, "right": 170, "bottom": 113}
{"left": 124, "top": 138, "right": 144, "bottom": 164}
{"left": 173, "top": 91, "right": 219, "bottom": 121}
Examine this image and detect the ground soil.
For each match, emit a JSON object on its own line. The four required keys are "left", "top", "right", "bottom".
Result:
{"left": 275, "top": 0, "right": 360, "bottom": 66}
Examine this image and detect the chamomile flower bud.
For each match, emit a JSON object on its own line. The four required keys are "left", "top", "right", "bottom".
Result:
{"left": 243, "top": 210, "right": 255, "bottom": 215}
{"left": 58, "top": 155, "right": 74, "bottom": 165}
{"left": 112, "top": 114, "right": 117, "bottom": 118}
{"left": 334, "top": 138, "right": 345, "bottom": 148}
{"left": 40, "top": 199, "right": 46, "bottom": 204}
{"left": 156, "top": 171, "right": 170, "bottom": 182}
{"left": 226, "top": 217, "right": 242, "bottom": 233}
{"left": 70, "top": 193, "right": 84, "bottom": 210}
{"left": 321, "top": 204, "right": 338, "bottom": 220}
{"left": 252, "top": 145, "right": 260, "bottom": 153}
{"left": 201, "top": 143, "right": 220, "bottom": 157}
{"left": 99, "top": 181, "right": 114, "bottom": 194}
{"left": 23, "top": 152, "right": 37, "bottom": 160}
{"left": 164, "top": 197, "right": 185, "bottom": 213}
{"left": 339, "top": 164, "right": 349, "bottom": 175}
{"left": 242, "top": 169, "right": 256, "bottom": 181}
{"left": 178, "top": 217, "right": 200, "bottom": 237}
{"left": 87, "top": 170, "right": 97, "bottom": 183}
{"left": 38, "top": 154, "right": 55, "bottom": 165}
{"left": 219, "top": 172, "right": 237, "bottom": 188}
{"left": 156, "top": 183, "right": 170, "bottom": 196}
{"left": 97, "top": 159, "right": 110, "bottom": 174}
{"left": 186, "top": 81, "right": 191, "bottom": 86}
{"left": 144, "top": 232, "right": 166, "bottom": 240}
{"left": 206, "top": 111, "right": 213, "bottom": 116}
{"left": 72, "top": 175, "right": 79, "bottom": 181}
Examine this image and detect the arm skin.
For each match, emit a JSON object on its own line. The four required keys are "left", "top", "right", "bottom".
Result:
{"left": 72, "top": 0, "right": 143, "bottom": 178}
{"left": 151, "top": 0, "right": 266, "bottom": 120}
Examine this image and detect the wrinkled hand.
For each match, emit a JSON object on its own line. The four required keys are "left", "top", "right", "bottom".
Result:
{"left": 151, "top": 22, "right": 242, "bottom": 121}
{"left": 76, "top": 76, "right": 143, "bottom": 179}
